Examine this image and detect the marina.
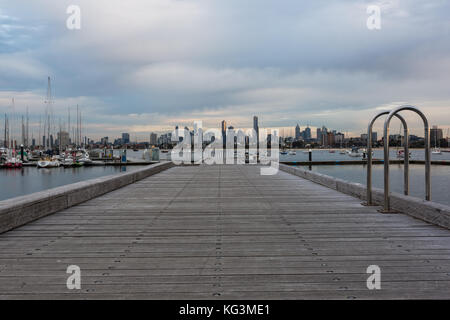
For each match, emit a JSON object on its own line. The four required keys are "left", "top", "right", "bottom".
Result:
{"left": 0, "top": 165, "right": 149, "bottom": 202}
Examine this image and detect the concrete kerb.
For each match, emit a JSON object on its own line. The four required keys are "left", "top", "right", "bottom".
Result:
{"left": 279, "top": 163, "right": 450, "bottom": 230}
{"left": 0, "top": 162, "right": 174, "bottom": 234}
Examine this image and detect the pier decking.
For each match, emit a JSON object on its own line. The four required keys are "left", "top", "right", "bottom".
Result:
{"left": 1, "top": 164, "right": 450, "bottom": 299}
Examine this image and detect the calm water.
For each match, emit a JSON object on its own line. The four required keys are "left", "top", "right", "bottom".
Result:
{"left": 280, "top": 148, "right": 450, "bottom": 162}
{"left": 303, "top": 164, "right": 450, "bottom": 206}
{"left": 0, "top": 165, "right": 146, "bottom": 201}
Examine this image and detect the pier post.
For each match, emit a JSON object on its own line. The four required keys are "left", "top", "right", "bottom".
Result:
{"left": 308, "top": 149, "right": 312, "bottom": 170}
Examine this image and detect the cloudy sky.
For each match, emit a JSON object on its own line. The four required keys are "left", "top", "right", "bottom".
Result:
{"left": 1, "top": 0, "right": 449, "bottom": 140}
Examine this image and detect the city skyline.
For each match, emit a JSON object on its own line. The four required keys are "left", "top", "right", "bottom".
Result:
{"left": 1, "top": 1, "right": 450, "bottom": 140}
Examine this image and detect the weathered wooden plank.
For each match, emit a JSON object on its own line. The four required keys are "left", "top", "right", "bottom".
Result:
{"left": 0, "top": 164, "right": 449, "bottom": 299}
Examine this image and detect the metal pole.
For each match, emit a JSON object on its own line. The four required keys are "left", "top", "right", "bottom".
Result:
{"left": 424, "top": 124, "right": 431, "bottom": 201}
{"left": 367, "top": 123, "right": 373, "bottom": 204}
{"left": 383, "top": 120, "right": 390, "bottom": 211}
{"left": 403, "top": 126, "right": 409, "bottom": 195}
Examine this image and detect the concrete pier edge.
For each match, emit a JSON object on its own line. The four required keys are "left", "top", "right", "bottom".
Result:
{"left": 279, "top": 163, "right": 450, "bottom": 230}
{"left": 0, "top": 161, "right": 174, "bottom": 234}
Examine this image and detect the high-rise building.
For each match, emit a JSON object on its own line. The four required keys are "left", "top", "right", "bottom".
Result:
{"left": 361, "top": 132, "right": 378, "bottom": 144}
{"left": 295, "top": 124, "right": 301, "bottom": 141}
{"left": 122, "top": 133, "right": 130, "bottom": 144}
{"left": 335, "top": 132, "right": 345, "bottom": 145}
{"left": 221, "top": 120, "right": 227, "bottom": 148}
{"left": 327, "top": 132, "right": 335, "bottom": 146}
{"left": 431, "top": 125, "right": 443, "bottom": 147}
{"left": 150, "top": 132, "right": 158, "bottom": 145}
{"left": 253, "top": 116, "right": 259, "bottom": 135}
{"left": 57, "top": 131, "right": 70, "bottom": 148}
{"left": 101, "top": 136, "right": 109, "bottom": 145}
{"left": 303, "top": 126, "right": 311, "bottom": 140}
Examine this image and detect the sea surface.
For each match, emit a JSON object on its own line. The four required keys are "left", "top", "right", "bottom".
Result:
{"left": 301, "top": 164, "right": 450, "bottom": 206}
{"left": 280, "top": 148, "right": 450, "bottom": 162}
{"left": 0, "top": 165, "right": 146, "bottom": 201}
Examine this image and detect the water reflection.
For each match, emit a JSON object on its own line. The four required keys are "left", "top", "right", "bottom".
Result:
{"left": 303, "top": 164, "right": 450, "bottom": 206}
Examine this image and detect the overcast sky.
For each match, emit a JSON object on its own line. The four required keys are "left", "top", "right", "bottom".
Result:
{"left": 1, "top": 0, "right": 450, "bottom": 140}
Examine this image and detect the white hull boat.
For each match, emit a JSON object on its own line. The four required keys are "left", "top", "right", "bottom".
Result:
{"left": 37, "top": 160, "right": 60, "bottom": 168}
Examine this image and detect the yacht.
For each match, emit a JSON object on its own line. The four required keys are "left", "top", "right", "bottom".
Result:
{"left": 432, "top": 148, "right": 442, "bottom": 155}
{"left": 78, "top": 149, "right": 92, "bottom": 164}
{"left": 5, "top": 157, "right": 23, "bottom": 168}
{"left": 347, "top": 147, "right": 363, "bottom": 157}
{"left": 37, "top": 156, "right": 61, "bottom": 168}
{"left": 288, "top": 150, "right": 296, "bottom": 155}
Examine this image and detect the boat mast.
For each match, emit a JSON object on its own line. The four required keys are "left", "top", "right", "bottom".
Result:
{"left": 11, "top": 98, "right": 15, "bottom": 151}
{"left": 76, "top": 104, "right": 79, "bottom": 147}
{"left": 26, "top": 107, "right": 29, "bottom": 148}
{"left": 68, "top": 107, "right": 70, "bottom": 146}
{"left": 45, "top": 76, "right": 52, "bottom": 150}
{"left": 3, "top": 113, "right": 8, "bottom": 148}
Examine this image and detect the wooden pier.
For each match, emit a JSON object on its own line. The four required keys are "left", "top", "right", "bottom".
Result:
{"left": 1, "top": 164, "right": 450, "bottom": 299}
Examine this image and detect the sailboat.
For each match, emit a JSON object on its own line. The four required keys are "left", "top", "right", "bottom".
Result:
{"left": 432, "top": 130, "right": 442, "bottom": 154}
{"left": 347, "top": 147, "right": 363, "bottom": 157}
{"left": 37, "top": 156, "right": 60, "bottom": 168}
{"left": 432, "top": 148, "right": 442, "bottom": 155}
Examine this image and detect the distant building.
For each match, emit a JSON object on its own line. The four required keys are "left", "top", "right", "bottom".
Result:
{"left": 303, "top": 126, "right": 311, "bottom": 140}
{"left": 327, "top": 132, "right": 335, "bottom": 146}
{"left": 253, "top": 116, "right": 259, "bottom": 150}
{"left": 57, "top": 131, "right": 70, "bottom": 148}
{"left": 295, "top": 124, "right": 301, "bottom": 141}
{"left": 361, "top": 132, "right": 377, "bottom": 143}
{"left": 101, "top": 136, "right": 109, "bottom": 145}
{"left": 150, "top": 132, "right": 158, "bottom": 145}
{"left": 335, "top": 132, "right": 345, "bottom": 146}
{"left": 122, "top": 133, "right": 130, "bottom": 144}
{"left": 316, "top": 128, "right": 322, "bottom": 144}
{"left": 221, "top": 120, "right": 227, "bottom": 148}
{"left": 430, "top": 125, "right": 443, "bottom": 147}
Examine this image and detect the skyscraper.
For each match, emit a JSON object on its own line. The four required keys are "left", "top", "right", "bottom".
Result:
{"left": 221, "top": 120, "right": 227, "bottom": 148}
{"left": 431, "top": 125, "right": 443, "bottom": 147}
{"left": 295, "top": 124, "right": 301, "bottom": 141}
{"left": 150, "top": 132, "right": 157, "bottom": 145}
{"left": 304, "top": 126, "right": 311, "bottom": 140}
{"left": 253, "top": 116, "right": 259, "bottom": 135}
{"left": 122, "top": 133, "right": 130, "bottom": 144}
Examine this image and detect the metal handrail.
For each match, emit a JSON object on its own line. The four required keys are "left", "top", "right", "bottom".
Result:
{"left": 366, "top": 111, "right": 409, "bottom": 206}
{"left": 383, "top": 105, "right": 431, "bottom": 212}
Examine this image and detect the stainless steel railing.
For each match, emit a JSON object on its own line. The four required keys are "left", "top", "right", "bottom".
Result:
{"left": 382, "top": 105, "right": 431, "bottom": 212}
{"left": 366, "top": 111, "right": 409, "bottom": 206}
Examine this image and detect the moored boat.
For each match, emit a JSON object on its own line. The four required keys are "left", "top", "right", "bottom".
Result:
{"left": 347, "top": 147, "right": 363, "bottom": 157}
{"left": 37, "top": 157, "right": 60, "bottom": 168}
